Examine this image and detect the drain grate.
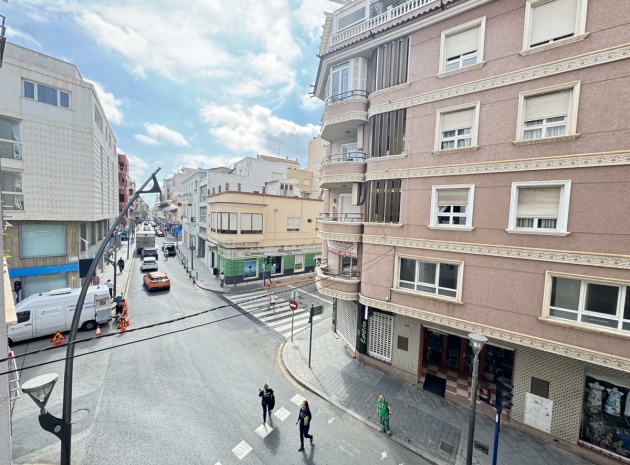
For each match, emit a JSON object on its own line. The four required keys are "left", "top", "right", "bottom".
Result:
{"left": 440, "top": 441, "right": 455, "bottom": 455}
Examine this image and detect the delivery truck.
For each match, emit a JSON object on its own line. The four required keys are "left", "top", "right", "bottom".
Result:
{"left": 7, "top": 286, "right": 111, "bottom": 344}
{"left": 136, "top": 230, "right": 156, "bottom": 255}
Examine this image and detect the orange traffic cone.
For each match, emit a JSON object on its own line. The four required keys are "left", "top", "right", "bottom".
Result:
{"left": 95, "top": 325, "right": 102, "bottom": 337}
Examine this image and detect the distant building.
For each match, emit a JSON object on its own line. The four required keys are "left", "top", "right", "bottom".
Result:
{"left": 313, "top": 0, "right": 630, "bottom": 462}
{"left": 0, "top": 43, "right": 118, "bottom": 298}
{"left": 118, "top": 154, "right": 130, "bottom": 227}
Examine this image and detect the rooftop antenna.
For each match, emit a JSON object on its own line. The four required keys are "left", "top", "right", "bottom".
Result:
{"left": 278, "top": 142, "right": 283, "bottom": 158}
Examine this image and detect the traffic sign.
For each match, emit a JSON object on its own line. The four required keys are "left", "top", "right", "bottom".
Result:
{"left": 190, "top": 246, "right": 195, "bottom": 251}
{"left": 289, "top": 300, "right": 298, "bottom": 311}
{"left": 51, "top": 331, "right": 65, "bottom": 346}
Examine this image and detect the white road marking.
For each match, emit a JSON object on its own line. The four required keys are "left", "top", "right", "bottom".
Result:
{"left": 255, "top": 423, "right": 273, "bottom": 438}
{"left": 328, "top": 417, "right": 335, "bottom": 424}
{"left": 291, "top": 393, "right": 306, "bottom": 406}
{"left": 380, "top": 451, "right": 387, "bottom": 460}
{"left": 232, "top": 440, "right": 252, "bottom": 460}
{"left": 274, "top": 406, "right": 292, "bottom": 421}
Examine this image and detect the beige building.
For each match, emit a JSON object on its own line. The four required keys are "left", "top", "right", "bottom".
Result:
{"left": 313, "top": 0, "right": 630, "bottom": 463}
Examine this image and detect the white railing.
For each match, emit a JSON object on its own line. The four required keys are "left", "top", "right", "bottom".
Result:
{"left": 329, "top": 0, "right": 437, "bottom": 47}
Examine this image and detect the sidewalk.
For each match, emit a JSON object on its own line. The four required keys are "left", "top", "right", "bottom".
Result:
{"left": 281, "top": 322, "right": 596, "bottom": 465}
{"left": 94, "top": 239, "right": 135, "bottom": 304}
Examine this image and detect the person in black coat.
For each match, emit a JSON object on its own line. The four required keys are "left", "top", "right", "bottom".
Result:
{"left": 259, "top": 383, "right": 275, "bottom": 426}
{"left": 296, "top": 399, "right": 313, "bottom": 451}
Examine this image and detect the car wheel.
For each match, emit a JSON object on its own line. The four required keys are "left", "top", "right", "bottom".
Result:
{"left": 82, "top": 320, "right": 96, "bottom": 332}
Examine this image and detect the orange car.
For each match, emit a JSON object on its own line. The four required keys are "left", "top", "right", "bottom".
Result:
{"left": 143, "top": 272, "right": 171, "bottom": 291}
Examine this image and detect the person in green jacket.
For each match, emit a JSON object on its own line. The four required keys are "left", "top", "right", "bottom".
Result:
{"left": 377, "top": 394, "right": 392, "bottom": 436}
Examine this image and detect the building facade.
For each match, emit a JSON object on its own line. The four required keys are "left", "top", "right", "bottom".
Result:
{"left": 0, "top": 43, "right": 118, "bottom": 298}
{"left": 118, "top": 153, "right": 130, "bottom": 227}
{"left": 314, "top": 1, "right": 630, "bottom": 463}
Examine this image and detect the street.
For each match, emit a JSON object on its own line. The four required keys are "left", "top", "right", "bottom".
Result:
{"left": 9, "top": 241, "right": 428, "bottom": 465}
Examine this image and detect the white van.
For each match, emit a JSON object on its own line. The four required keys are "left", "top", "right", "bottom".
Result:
{"left": 8, "top": 286, "right": 112, "bottom": 344}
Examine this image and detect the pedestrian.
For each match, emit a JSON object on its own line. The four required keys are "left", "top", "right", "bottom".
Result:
{"left": 105, "top": 279, "right": 113, "bottom": 298}
{"left": 269, "top": 293, "right": 276, "bottom": 312}
{"left": 258, "top": 383, "right": 275, "bottom": 425}
{"left": 117, "top": 257, "right": 125, "bottom": 274}
{"left": 219, "top": 271, "right": 225, "bottom": 288}
{"left": 114, "top": 299, "right": 124, "bottom": 321}
{"left": 377, "top": 394, "right": 392, "bottom": 436}
{"left": 296, "top": 399, "right": 313, "bottom": 451}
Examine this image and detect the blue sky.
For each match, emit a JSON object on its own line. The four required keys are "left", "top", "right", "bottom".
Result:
{"left": 1, "top": 0, "right": 338, "bottom": 184}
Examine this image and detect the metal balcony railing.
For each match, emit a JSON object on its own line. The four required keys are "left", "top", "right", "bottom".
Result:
{"left": 317, "top": 259, "right": 361, "bottom": 279}
{"left": 318, "top": 212, "right": 363, "bottom": 222}
{"left": 325, "top": 89, "right": 369, "bottom": 106}
{"left": 322, "top": 152, "right": 366, "bottom": 165}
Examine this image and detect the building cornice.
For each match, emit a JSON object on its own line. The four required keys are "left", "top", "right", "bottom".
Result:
{"left": 369, "top": 43, "right": 630, "bottom": 117}
{"left": 360, "top": 295, "right": 630, "bottom": 372}
{"left": 365, "top": 150, "right": 630, "bottom": 181}
{"left": 317, "top": 284, "right": 360, "bottom": 301}
{"left": 321, "top": 111, "right": 368, "bottom": 130}
{"left": 362, "top": 235, "right": 630, "bottom": 270}
{"left": 318, "top": 231, "right": 363, "bottom": 242}
{"left": 320, "top": 174, "right": 366, "bottom": 185}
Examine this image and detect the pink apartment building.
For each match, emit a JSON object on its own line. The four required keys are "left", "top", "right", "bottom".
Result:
{"left": 314, "top": 0, "right": 630, "bottom": 462}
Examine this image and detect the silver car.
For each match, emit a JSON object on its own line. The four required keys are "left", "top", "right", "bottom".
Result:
{"left": 141, "top": 256, "right": 158, "bottom": 271}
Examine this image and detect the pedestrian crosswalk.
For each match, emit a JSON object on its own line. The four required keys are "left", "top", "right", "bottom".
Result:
{"left": 224, "top": 288, "right": 329, "bottom": 339}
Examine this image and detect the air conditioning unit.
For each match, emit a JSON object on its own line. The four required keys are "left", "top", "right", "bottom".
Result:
{"left": 352, "top": 182, "right": 361, "bottom": 206}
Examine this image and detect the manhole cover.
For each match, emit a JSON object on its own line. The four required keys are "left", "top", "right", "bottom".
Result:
{"left": 440, "top": 441, "right": 455, "bottom": 455}
{"left": 71, "top": 409, "right": 89, "bottom": 424}
{"left": 172, "top": 312, "right": 184, "bottom": 318}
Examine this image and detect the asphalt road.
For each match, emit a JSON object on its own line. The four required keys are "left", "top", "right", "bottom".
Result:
{"left": 9, "top": 251, "right": 428, "bottom": 465}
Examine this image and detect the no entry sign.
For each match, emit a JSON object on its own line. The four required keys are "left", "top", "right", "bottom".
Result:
{"left": 289, "top": 300, "right": 298, "bottom": 311}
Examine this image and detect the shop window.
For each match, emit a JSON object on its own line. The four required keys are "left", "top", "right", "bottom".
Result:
{"left": 481, "top": 345, "right": 513, "bottom": 383}
{"left": 269, "top": 256, "right": 282, "bottom": 275}
{"left": 20, "top": 224, "right": 66, "bottom": 258}
{"left": 244, "top": 259, "right": 258, "bottom": 279}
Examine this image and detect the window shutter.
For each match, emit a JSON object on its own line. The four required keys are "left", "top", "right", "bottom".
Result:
{"left": 252, "top": 214, "right": 263, "bottom": 231}
{"left": 530, "top": 0, "right": 578, "bottom": 46}
{"left": 517, "top": 186, "right": 561, "bottom": 217}
{"left": 441, "top": 108, "right": 475, "bottom": 132}
{"left": 221, "top": 213, "right": 228, "bottom": 229}
{"left": 229, "top": 213, "right": 237, "bottom": 230}
{"left": 445, "top": 26, "right": 479, "bottom": 59}
{"left": 350, "top": 57, "right": 367, "bottom": 92}
{"left": 241, "top": 214, "right": 251, "bottom": 231}
{"left": 437, "top": 188, "right": 469, "bottom": 206}
{"left": 524, "top": 90, "right": 571, "bottom": 121}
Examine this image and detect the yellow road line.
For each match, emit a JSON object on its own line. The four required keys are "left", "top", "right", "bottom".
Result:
{"left": 277, "top": 342, "right": 303, "bottom": 391}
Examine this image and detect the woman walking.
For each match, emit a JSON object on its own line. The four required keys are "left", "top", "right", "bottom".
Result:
{"left": 296, "top": 399, "right": 313, "bottom": 451}
{"left": 377, "top": 394, "right": 392, "bottom": 436}
{"left": 259, "top": 383, "right": 274, "bottom": 426}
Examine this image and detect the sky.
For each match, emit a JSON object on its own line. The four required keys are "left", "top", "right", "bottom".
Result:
{"left": 0, "top": 0, "right": 339, "bottom": 186}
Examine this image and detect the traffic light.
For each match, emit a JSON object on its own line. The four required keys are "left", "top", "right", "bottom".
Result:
{"left": 308, "top": 305, "right": 314, "bottom": 323}
{"left": 479, "top": 384, "right": 491, "bottom": 404}
{"left": 496, "top": 377, "right": 513, "bottom": 411}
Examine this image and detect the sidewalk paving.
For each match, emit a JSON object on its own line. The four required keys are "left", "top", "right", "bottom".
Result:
{"left": 158, "top": 237, "right": 595, "bottom": 465}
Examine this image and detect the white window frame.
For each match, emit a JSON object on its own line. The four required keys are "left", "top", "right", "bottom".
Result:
{"left": 395, "top": 255, "right": 464, "bottom": 303}
{"left": 23, "top": 80, "right": 70, "bottom": 109}
{"left": 438, "top": 17, "right": 486, "bottom": 76}
{"left": 522, "top": 0, "right": 589, "bottom": 55}
{"left": 434, "top": 102, "right": 480, "bottom": 152}
{"left": 429, "top": 184, "right": 475, "bottom": 231}
{"left": 543, "top": 271, "right": 630, "bottom": 335}
{"left": 507, "top": 180, "right": 571, "bottom": 236}
{"left": 287, "top": 217, "right": 300, "bottom": 232}
{"left": 515, "top": 82, "right": 581, "bottom": 143}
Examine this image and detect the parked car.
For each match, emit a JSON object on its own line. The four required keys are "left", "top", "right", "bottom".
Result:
{"left": 140, "top": 256, "right": 158, "bottom": 271}
{"left": 143, "top": 226, "right": 150, "bottom": 231}
{"left": 163, "top": 244, "right": 176, "bottom": 257}
{"left": 156, "top": 230, "right": 164, "bottom": 237}
{"left": 120, "top": 232, "right": 128, "bottom": 241}
{"left": 162, "top": 242, "right": 176, "bottom": 252}
{"left": 143, "top": 272, "right": 171, "bottom": 291}
{"left": 142, "top": 247, "right": 159, "bottom": 260}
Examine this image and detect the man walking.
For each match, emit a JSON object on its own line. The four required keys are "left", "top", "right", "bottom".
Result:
{"left": 105, "top": 279, "right": 113, "bottom": 298}
{"left": 117, "top": 257, "right": 125, "bottom": 274}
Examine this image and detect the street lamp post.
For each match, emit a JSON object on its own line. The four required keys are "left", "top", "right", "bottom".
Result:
{"left": 20, "top": 168, "right": 163, "bottom": 465}
{"left": 466, "top": 333, "right": 488, "bottom": 465}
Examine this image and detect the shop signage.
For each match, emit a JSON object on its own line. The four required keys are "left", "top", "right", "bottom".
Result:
{"left": 327, "top": 240, "right": 357, "bottom": 258}
{"left": 68, "top": 256, "right": 79, "bottom": 263}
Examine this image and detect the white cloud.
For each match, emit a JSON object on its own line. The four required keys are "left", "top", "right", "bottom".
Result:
{"left": 5, "top": 28, "right": 43, "bottom": 50}
{"left": 295, "top": 0, "right": 338, "bottom": 41}
{"left": 300, "top": 92, "right": 323, "bottom": 112}
{"left": 134, "top": 123, "right": 189, "bottom": 147}
{"left": 124, "top": 153, "right": 149, "bottom": 183}
{"left": 176, "top": 153, "right": 242, "bottom": 171}
{"left": 84, "top": 79, "right": 124, "bottom": 125}
{"left": 199, "top": 103, "right": 319, "bottom": 159}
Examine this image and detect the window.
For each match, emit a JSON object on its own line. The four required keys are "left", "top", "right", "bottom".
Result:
{"left": 217, "top": 212, "right": 237, "bottom": 234}
{"left": 439, "top": 18, "right": 486, "bottom": 75}
{"left": 435, "top": 104, "right": 479, "bottom": 151}
{"left": 16, "top": 310, "right": 31, "bottom": 324}
{"left": 0, "top": 116, "right": 22, "bottom": 161}
{"left": 1, "top": 170, "right": 24, "bottom": 211}
{"left": 398, "top": 257, "right": 462, "bottom": 300}
{"left": 373, "top": 37, "right": 410, "bottom": 91}
{"left": 23, "top": 80, "right": 70, "bottom": 108}
{"left": 327, "top": 58, "right": 367, "bottom": 103}
{"left": 287, "top": 217, "right": 300, "bottom": 232}
{"left": 20, "top": 224, "right": 66, "bottom": 258}
{"left": 516, "top": 84, "right": 580, "bottom": 142}
{"left": 95, "top": 107, "right": 103, "bottom": 131}
{"left": 294, "top": 254, "right": 304, "bottom": 272}
{"left": 430, "top": 185, "right": 474, "bottom": 229}
{"left": 199, "top": 207, "right": 207, "bottom": 223}
{"left": 370, "top": 109, "right": 406, "bottom": 158}
{"left": 523, "top": 0, "right": 587, "bottom": 51}
{"left": 508, "top": 181, "right": 571, "bottom": 235}
{"left": 546, "top": 274, "right": 630, "bottom": 332}
{"left": 341, "top": 256, "right": 358, "bottom": 277}
{"left": 368, "top": 179, "right": 401, "bottom": 223}
{"left": 210, "top": 212, "right": 217, "bottom": 232}
{"left": 240, "top": 213, "right": 263, "bottom": 234}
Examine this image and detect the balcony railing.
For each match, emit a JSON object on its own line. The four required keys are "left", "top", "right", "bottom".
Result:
{"left": 319, "top": 212, "right": 363, "bottom": 222}
{"left": 325, "top": 89, "right": 369, "bottom": 106}
{"left": 322, "top": 152, "right": 366, "bottom": 165}
{"left": 329, "top": 0, "right": 437, "bottom": 47}
{"left": 317, "top": 259, "right": 360, "bottom": 279}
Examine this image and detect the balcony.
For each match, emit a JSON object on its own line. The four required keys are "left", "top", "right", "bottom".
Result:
{"left": 318, "top": 212, "right": 363, "bottom": 236}
{"left": 328, "top": 0, "right": 438, "bottom": 50}
{"left": 316, "top": 259, "right": 361, "bottom": 298}
{"left": 320, "top": 91, "right": 368, "bottom": 142}
{"left": 320, "top": 152, "right": 366, "bottom": 188}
